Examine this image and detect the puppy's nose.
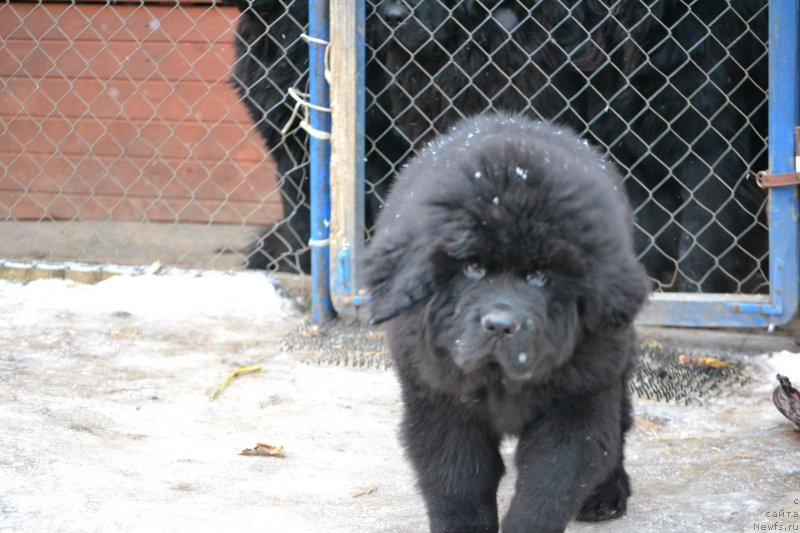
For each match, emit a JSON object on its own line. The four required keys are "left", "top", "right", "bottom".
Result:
{"left": 481, "top": 310, "right": 520, "bottom": 336}
{"left": 380, "top": 2, "right": 409, "bottom": 26}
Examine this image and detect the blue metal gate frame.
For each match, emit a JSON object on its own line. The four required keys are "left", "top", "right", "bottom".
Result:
{"left": 319, "top": 0, "right": 800, "bottom": 327}
{"left": 308, "top": 0, "right": 334, "bottom": 323}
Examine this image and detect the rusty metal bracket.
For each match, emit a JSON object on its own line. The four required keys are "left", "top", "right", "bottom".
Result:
{"left": 756, "top": 127, "right": 800, "bottom": 188}
{"left": 756, "top": 171, "right": 800, "bottom": 188}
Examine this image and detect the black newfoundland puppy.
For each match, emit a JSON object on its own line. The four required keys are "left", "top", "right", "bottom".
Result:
{"left": 364, "top": 114, "right": 650, "bottom": 533}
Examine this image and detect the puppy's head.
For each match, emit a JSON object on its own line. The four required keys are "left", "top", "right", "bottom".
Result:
{"left": 424, "top": 256, "right": 584, "bottom": 385}
{"left": 363, "top": 115, "right": 650, "bottom": 388}
{"left": 369, "top": 0, "right": 517, "bottom": 50}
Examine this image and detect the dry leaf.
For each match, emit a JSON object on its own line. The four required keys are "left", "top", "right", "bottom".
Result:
{"left": 352, "top": 486, "right": 378, "bottom": 498}
{"left": 240, "top": 442, "right": 286, "bottom": 458}
{"left": 677, "top": 354, "right": 731, "bottom": 369}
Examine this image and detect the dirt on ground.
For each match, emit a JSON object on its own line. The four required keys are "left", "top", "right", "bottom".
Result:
{"left": 1, "top": 273, "right": 800, "bottom": 533}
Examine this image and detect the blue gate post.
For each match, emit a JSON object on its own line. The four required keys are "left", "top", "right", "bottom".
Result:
{"left": 761, "top": 0, "right": 799, "bottom": 324}
{"left": 308, "top": 0, "right": 334, "bottom": 323}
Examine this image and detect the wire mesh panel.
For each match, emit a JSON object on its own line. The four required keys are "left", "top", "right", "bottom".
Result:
{"left": 230, "top": 0, "right": 315, "bottom": 273}
{"left": 362, "top": 0, "right": 769, "bottom": 296}
{"left": 1, "top": 0, "right": 788, "bottom": 326}
{"left": 0, "top": 0, "right": 312, "bottom": 273}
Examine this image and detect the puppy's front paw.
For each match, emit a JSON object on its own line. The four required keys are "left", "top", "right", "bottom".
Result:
{"left": 576, "top": 467, "right": 630, "bottom": 522}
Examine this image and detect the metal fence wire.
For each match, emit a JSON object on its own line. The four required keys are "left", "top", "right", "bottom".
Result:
{"left": 231, "top": 0, "right": 314, "bottom": 274}
{"left": 0, "top": 0, "right": 312, "bottom": 273}
{"left": 363, "top": 0, "right": 770, "bottom": 296}
{"left": 0, "top": 0, "right": 771, "bottom": 299}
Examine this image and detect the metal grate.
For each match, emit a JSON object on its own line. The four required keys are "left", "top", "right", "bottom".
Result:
{"left": 285, "top": 318, "right": 754, "bottom": 405}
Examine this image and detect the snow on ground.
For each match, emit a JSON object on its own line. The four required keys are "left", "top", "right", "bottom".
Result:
{"left": 1, "top": 274, "right": 800, "bottom": 533}
{"left": 0, "top": 271, "right": 291, "bottom": 322}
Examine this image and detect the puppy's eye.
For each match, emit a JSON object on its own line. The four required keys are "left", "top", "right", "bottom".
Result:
{"left": 526, "top": 271, "right": 548, "bottom": 287}
{"left": 463, "top": 263, "right": 486, "bottom": 280}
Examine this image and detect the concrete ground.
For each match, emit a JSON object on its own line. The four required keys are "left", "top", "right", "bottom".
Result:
{"left": 1, "top": 272, "right": 800, "bottom": 533}
{"left": 2, "top": 221, "right": 800, "bottom": 531}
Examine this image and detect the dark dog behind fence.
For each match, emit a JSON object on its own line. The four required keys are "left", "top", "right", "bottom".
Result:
{"left": 232, "top": 0, "right": 768, "bottom": 295}
{"left": 229, "top": 0, "right": 410, "bottom": 273}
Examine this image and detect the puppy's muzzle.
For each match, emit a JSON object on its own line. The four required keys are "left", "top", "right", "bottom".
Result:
{"left": 480, "top": 308, "right": 521, "bottom": 337}
{"left": 474, "top": 304, "right": 536, "bottom": 379}
{"left": 378, "top": 1, "right": 410, "bottom": 27}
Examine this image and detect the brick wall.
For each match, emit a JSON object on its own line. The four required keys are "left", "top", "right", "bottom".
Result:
{"left": 0, "top": 2, "right": 280, "bottom": 224}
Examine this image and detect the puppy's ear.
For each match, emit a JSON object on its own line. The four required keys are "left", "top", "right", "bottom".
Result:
{"left": 580, "top": 258, "right": 651, "bottom": 332}
{"left": 362, "top": 230, "right": 435, "bottom": 324}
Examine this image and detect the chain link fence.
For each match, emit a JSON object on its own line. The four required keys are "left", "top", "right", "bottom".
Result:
{"left": 1, "top": 0, "right": 770, "bottom": 297}
{"left": 365, "top": 0, "right": 769, "bottom": 295}
{"left": 0, "top": 1, "right": 302, "bottom": 272}
{"left": 230, "top": 0, "right": 313, "bottom": 273}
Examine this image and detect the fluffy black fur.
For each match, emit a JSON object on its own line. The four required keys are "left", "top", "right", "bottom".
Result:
{"left": 228, "top": 0, "right": 310, "bottom": 272}
{"left": 363, "top": 114, "right": 650, "bottom": 533}
{"left": 369, "top": 0, "right": 595, "bottom": 146}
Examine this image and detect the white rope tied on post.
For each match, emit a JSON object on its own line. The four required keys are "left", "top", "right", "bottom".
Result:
{"left": 280, "top": 33, "right": 332, "bottom": 140}
{"left": 307, "top": 237, "right": 330, "bottom": 247}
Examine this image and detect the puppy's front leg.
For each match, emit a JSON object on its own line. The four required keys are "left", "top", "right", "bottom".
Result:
{"left": 501, "top": 386, "right": 623, "bottom": 533}
{"left": 402, "top": 389, "right": 505, "bottom": 533}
